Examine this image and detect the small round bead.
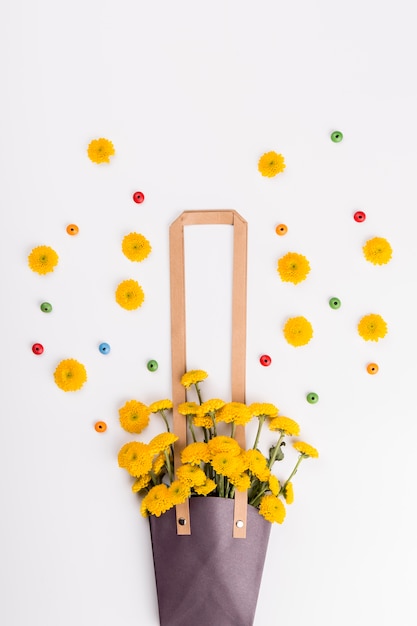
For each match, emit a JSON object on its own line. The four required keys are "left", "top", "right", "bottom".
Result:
{"left": 133, "top": 191, "right": 145, "bottom": 204}
{"left": 147, "top": 360, "right": 158, "bottom": 371}
{"left": 94, "top": 421, "right": 107, "bottom": 433}
{"left": 306, "top": 392, "right": 319, "bottom": 404}
{"left": 366, "top": 363, "right": 379, "bottom": 375}
{"left": 259, "top": 355, "right": 272, "bottom": 366}
{"left": 330, "top": 131, "right": 343, "bottom": 143}
{"left": 354, "top": 211, "right": 366, "bottom": 222}
{"left": 99, "top": 342, "right": 111, "bottom": 355}
{"left": 329, "top": 297, "right": 341, "bottom": 309}
{"left": 275, "top": 224, "right": 288, "bottom": 236}
{"left": 40, "top": 302, "right": 53, "bottom": 313}
{"left": 66, "top": 224, "right": 79, "bottom": 235}
{"left": 32, "top": 343, "right": 44, "bottom": 355}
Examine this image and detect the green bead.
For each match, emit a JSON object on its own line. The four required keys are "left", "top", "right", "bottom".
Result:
{"left": 306, "top": 392, "right": 319, "bottom": 404}
{"left": 329, "top": 297, "right": 341, "bottom": 309}
{"left": 40, "top": 302, "right": 52, "bottom": 313}
{"left": 331, "top": 131, "right": 343, "bottom": 143}
{"left": 147, "top": 360, "right": 158, "bottom": 372}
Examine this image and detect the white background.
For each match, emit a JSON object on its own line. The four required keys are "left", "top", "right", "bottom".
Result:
{"left": 1, "top": 1, "right": 417, "bottom": 625}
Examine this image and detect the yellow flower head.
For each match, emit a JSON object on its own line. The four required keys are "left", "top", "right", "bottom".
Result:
{"left": 181, "top": 442, "right": 211, "bottom": 465}
{"left": 167, "top": 480, "right": 191, "bottom": 506}
{"left": 149, "top": 432, "right": 178, "bottom": 455}
{"left": 357, "top": 313, "right": 388, "bottom": 342}
{"left": 193, "top": 414, "right": 214, "bottom": 429}
{"left": 194, "top": 478, "right": 217, "bottom": 496}
{"left": 269, "top": 416, "right": 300, "bottom": 436}
{"left": 87, "top": 137, "right": 115, "bottom": 164}
{"left": 180, "top": 370, "right": 208, "bottom": 388}
{"left": 115, "top": 279, "right": 145, "bottom": 310}
{"left": 277, "top": 252, "right": 311, "bottom": 284}
{"left": 207, "top": 436, "right": 242, "bottom": 457}
{"left": 149, "top": 399, "right": 173, "bottom": 413}
{"left": 152, "top": 452, "right": 166, "bottom": 475}
{"left": 363, "top": 237, "right": 392, "bottom": 265}
{"left": 122, "top": 232, "right": 152, "bottom": 262}
{"left": 118, "top": 441, "right": 153, "bottom": 477}
{"left": 210, "top": 452, "right": 242, "bottom": 478}
{"left": 229, "top": 472, "right": 251, "bottom": 492}
{"left": 177, "top": 401, "right": 199, "bottom": 416}
{"left": 141, "top": 484, "right": 173, "bottom": 517}
{"left": 243, "top": 449, "right": 270, "bottom": 481}
{"left": 284, "top": 481, "right": 294, "bottom": 504}
{"left": 259, "top": 494, "right": 286, "bottom": 524}
{"left": 258, "top": 151, "right": 286, "bottom": 177}
{"left": 283, "top": 316, "right": 313, "bottom": 347}
{"left": 269, "top": 474, "right": 280, "bottom": 497}
{"left": 132, "top": 474, "right": 152, "bottom": 493}
{"left": 118, "top": 400, "right": 150, "bottom": 434}
{"left": 176, "top": 464, "right": 207, "bottom": 487}
{"left": 199, "top": 399, "right": 226, "bottom": 413}
{"left": 54, "top": 358, "right": 87, "bottom": 392}
{"left": 293, "top": 441, "right": 319, "bottom": 458}
{"left": 28, "top": 245, "right": 59, "bottom": 275}
{"left": 249, "top": 403, "right": 279, "bottom": 418}
{"left": 216, "top": 402, "right": 252, "bottom": 426}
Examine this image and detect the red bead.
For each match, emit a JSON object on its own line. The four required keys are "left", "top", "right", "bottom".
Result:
{"left": 133, "top": 191, "right": 145, "bottom": 204}
{"left": 32, "top": 343, "right": 44, "bottom": 355}
{"left": 260, "top": 354, "right": 271, "bottom": 366}
{"left": 354, "top": 211, "right": 366, "bottom": 222}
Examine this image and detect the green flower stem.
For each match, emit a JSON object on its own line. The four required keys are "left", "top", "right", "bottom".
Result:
{"left": 280, "top": 454, "right": 305, "bottom": 495}
{"left": 231, "top": 423, "right": 236, "bottom": 438}
{"left": 159, "top": 410, "right": 171, "bottom": 432}
{"left": 187, "top": 415, "right": 197, "bottom": 442}
{"left": 212, "top": 414, "right": 217, "bottom": 436}
{"left": 219, "top": 474, "right": 225, "bottom": 498}
{"left": 248, "top": 483, "right": 269, "bottom": 508}
{"left": 252, "top": 415, "right": 266, "bottom": 449}
{"left": 164, "top": 449, "right": 173, "bottom": 482}
{"left": 268, "top": 432, "right": 285, "bottom": 468}
{"left": 194, "top": 383, "right": 203, "bottom": 405}
{"left": 150, "top": 470, "right": 158, "bottom": 485}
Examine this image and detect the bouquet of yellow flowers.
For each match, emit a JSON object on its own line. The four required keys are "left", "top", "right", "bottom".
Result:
{"left": 118, "top": 369, "right": 318, "bottom": 524}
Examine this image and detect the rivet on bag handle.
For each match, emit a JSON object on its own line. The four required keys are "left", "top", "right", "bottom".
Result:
{"left": 170, "top": 210, "right": 248, "bottom": 538}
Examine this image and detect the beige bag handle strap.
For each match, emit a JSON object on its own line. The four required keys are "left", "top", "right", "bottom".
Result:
{"left": 169, "top": 210, "right": 248, "bottom": 538}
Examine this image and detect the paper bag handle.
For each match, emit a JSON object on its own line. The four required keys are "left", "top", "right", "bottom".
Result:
{"left": 170, "top": 210, "right": 248, "bottom": 538}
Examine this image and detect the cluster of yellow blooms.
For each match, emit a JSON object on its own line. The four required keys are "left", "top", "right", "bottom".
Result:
{"left": 118, "top": 370, "right": 318, "bottom": 524}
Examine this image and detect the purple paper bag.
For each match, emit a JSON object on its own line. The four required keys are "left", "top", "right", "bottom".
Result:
{"left": 149, "top": 497, "right": 271, "bottom": 626}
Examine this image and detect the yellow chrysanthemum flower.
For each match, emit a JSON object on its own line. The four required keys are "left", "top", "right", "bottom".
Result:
{"left": 181, "top": 442, "right": 211, "bottom": 465}
{"left": 53, "top": 358, "right": 87, "bottom": 392}
{"left": 259, "top": 494, "right": 286, "bottom": 523}
{"left": 229, "top": 472, "right": 251, "bottom": 492}
{"left": 180, "top": 370, "right": 208, "bottom": 388}
{"left": 363, "top": 237, "right": 392, "bottom": 265}
{"left": 357, "top": 313, "right": 388, "bottom": 342}
{"left": 149, "top": 399, "right": 173, "bottom": 413}
{"left": 269, "top": 474, "right": 280, "bottom": 497}
{"left": 194, "top": 478, "right": 217, "bottom": 496}
{"left": 293, "top": 441, "right": 319, "bottom": 458}
{"left": 141, "top": 484, "right": 173, "bottom": 517}
{"left": 258, "top": 151, "right": 286, "bottom": 177}
{"left": 167, "top": 480, "right": 191, "bottom": 505}
{"left": 87, "top": 137, "right": 115, "bottom": 164}
{"left": 152, "top": 452, "right": 166, "bottom": 475}
{"left": 216, "top": 402, "right": 252, "bottom": 426}
{"left": 122, "top": 232, "right": 152, "bottom": 262}
{"left": 177, "top": 401, "right": 199, "bottom": 416}
{"left": 149, "top": 432, "right": 178, "bottom": 455}
{"left": 115, "top": 279, "right": 145, "bottom": 310}
{"left": 284, "top": 481, "right": 294, "bottom": 504}
{"left": 118, "top": 441, "right": 153, "bottom": 477}
{"left": 207, "top": 436, "right": 242, "bottom": 457}
{"left": 277, "top": 252, "right": 311, "bottom": 285}
{"left": 176, "top": 464, "right": 207, "bottom": 487}
{"left": 269, "top": 416, "right": 300, "bottom": 436}
{"left": 193, "top": 414, "right": 214, "bottom": 429}
{"left": 198, "top": 399, "right": 226, "bottom": 413}
{"left": 283, "top": 316, "right": 313, "bottom": 347}
{"left": 249, "top": 403, "right": 279, "bottom": 418}
{"left": 243, "top": 449, "right": 270, "bottom": 481}
{"left": 28, "top": 245, "right": 59, "bottom": 275}
{"left": 132, "top": 474, "right": 152, "bottom": 493}
{"left": 211, "top": 452, "right": 242, "bottom": 478}
{"left": 118, "top": 400, "right": 150, "bottom": 434}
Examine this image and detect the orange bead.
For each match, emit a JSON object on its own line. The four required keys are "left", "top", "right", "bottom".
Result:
{"left": 66, "top": 224, "right": 79, "bottom": 235}
{"left": 275, "top": 223, "right": 288, "bottom": 236}
{"left": 366, "top": 363, "right": 379, "bottom": 375}
{"left": 94, "top": 421, "right": 107, "bottom": 432}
